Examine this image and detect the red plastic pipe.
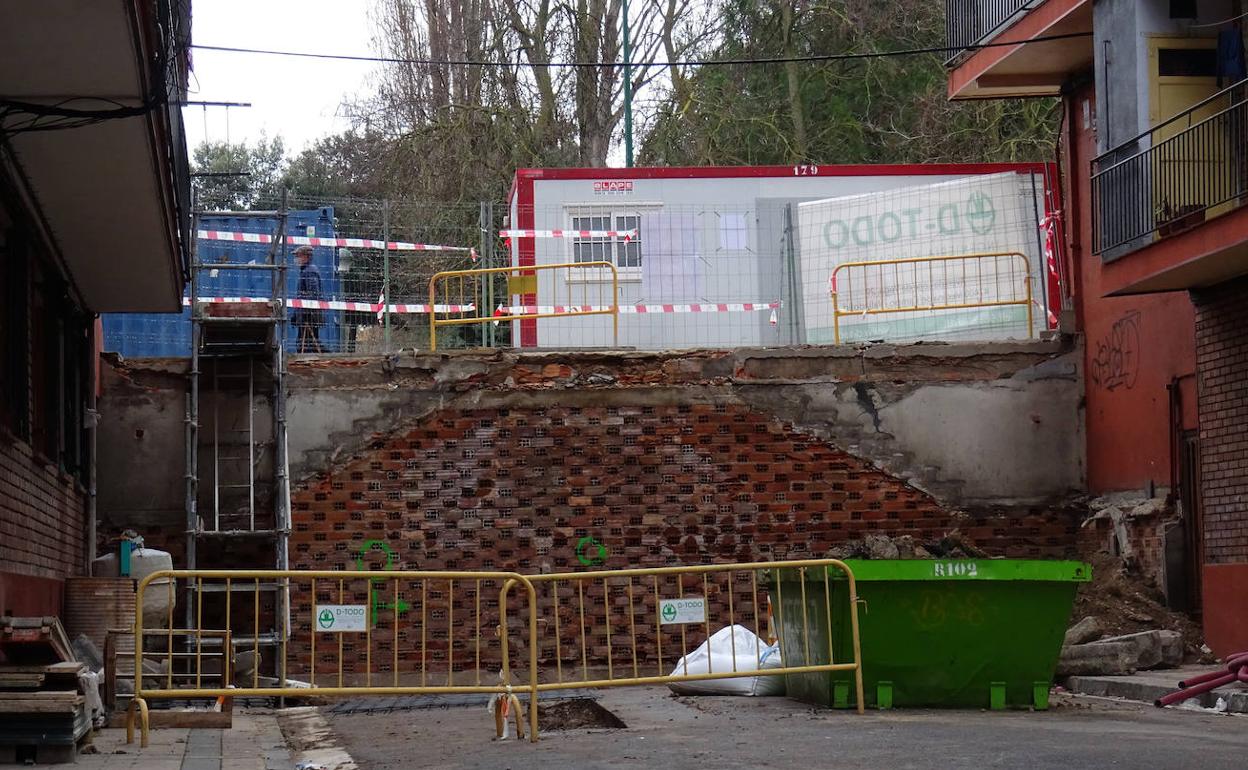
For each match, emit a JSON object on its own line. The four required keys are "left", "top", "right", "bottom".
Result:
{"left": 1158, "top": 651, "right": 1248, "bottom": 708}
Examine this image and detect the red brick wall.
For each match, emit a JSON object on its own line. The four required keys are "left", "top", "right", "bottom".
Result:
{"left": 0, "top": 432, "right": 86, "bottom": 615}
{"left": 287, "top": 402, "right": 1080, "bottom": 674}
{"left": 1193, "top": 276, "right": 1248, "bottom": 564}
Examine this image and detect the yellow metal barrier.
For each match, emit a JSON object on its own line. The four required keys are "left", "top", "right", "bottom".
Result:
{"left": 428, "top": 261, "right": 618, "bottom": 351}
{"left": 126, "top": 560, "right": 864, "bottom": 748}
{"left": 830, "top": 252, "right": 1034, "bottom": 344}
{"left": 505, "top": 559, "right": 865, "bottom": 713}
{"left": 126, "top": 570, "right": 539, "bottom": 747}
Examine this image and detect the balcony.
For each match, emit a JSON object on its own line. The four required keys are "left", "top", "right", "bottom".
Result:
{"left": 1092, "top": 80, "right": 1248, "bottom": 295}
{"left": 944, "top": 0, "right": 1092, "bottom": 100}
{"left": 946, "top": 0, "right": 1033, "bottom": 64}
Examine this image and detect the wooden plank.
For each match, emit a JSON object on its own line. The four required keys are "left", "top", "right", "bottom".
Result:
{"left": 45, "top": 662, "right": 86, "bottom": 674}
{"left": 0, "top": 673, "right": 44, "bottom": 687}
{"left": 0, "top": 698, "right": 83, "bottom": 713}
{"left": 105, "top": 709, "right": 233, "bottom": 729}
{"left": 0, "top": 690, "right": 81, "bottom": 700}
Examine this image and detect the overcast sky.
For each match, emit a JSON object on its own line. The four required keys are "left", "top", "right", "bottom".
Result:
{"left": 183, "top": 0, "right": 381, "bottom": 153}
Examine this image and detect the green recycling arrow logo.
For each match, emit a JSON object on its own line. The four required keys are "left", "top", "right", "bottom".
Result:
{"left": 357, "top": 540, "right": 409, "bottom": 626}
{"left": 318, "top": 609, "right": 335, "bottom": 629}
{"left": 356, "top": 539, "right": 397, "bottom": 577}
{"left": 576, "top": 536, "right": 608, "bottom": 566}
{"left": 661, "top": 603, "right": 677, "bottom": 622}
{"left": 964, "top": 191, "right": 996, "bottom": 235}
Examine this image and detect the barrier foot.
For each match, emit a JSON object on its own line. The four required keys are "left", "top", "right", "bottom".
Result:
{"left": 126, "top": 698, "right": 150, "bottom": 747}
{"left": 125, "top": 699, "right": 135, "bottom": 744}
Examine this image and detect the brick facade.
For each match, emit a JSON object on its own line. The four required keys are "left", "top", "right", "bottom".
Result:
{"left": 287, "top": 402, "right": 1080, "bottom": 674}
{"left": 1193, "top": 275, "right": 1248, "bottom": 564}
{"left": 0, "top": 432, "right": 86, "bottom": 614}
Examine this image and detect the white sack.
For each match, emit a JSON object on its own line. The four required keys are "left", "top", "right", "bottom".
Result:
{"left": 667, "top": 624, "right": 784, "bottom": 696}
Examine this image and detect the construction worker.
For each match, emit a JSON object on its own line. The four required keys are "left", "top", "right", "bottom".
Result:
{"left": 294, "top": 245, "right": 324, "bottom": 354}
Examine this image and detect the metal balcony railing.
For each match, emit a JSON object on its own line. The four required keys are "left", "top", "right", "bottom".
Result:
{"left": 1092, "top": 79, "right": 1248, "bottom": 257}
{"left": 945, "top": 0, "right": 1033, "bottom": 65}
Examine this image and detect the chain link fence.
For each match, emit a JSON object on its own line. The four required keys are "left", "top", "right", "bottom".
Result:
{"left": 102, "top": 179, "right": 1058, "bottom": 356}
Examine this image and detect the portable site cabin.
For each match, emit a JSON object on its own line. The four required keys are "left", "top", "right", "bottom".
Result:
{"left": 506, "top": 164, "right": 1062, "bottom": 350}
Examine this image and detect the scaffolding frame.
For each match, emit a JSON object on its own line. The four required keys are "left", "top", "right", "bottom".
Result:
{"left": 184, "top": 192, "right": 292, "bottom": 677}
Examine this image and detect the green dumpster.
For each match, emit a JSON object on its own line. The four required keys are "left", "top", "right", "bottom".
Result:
{"left": 775, "top": 559, "right": 1091, "bottom": 710}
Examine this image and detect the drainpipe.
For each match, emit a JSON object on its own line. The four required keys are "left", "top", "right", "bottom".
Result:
{"left": 85, "top": 318, "right": 100, "bottom": 574}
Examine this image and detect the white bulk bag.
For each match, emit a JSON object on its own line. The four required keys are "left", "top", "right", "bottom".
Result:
{"left": 667, "top": 624, "right": 785, "bottom": 696}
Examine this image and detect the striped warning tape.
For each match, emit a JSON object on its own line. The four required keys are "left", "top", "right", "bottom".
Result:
{"left": 182, "top": 297, "right": 474, "bottom": 314}
{"left": 197, "top": 230, "right": 475, "bottom": 254}
{"left": 498, "top": 229, "right": 636, "bottom": 240}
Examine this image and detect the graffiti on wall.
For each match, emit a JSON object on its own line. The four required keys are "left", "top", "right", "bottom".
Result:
{"left": 1091, "top": 311, "right": 1140, "bottom": 391}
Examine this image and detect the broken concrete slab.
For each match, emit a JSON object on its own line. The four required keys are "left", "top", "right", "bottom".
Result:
{"left": 1056, "top": 641, "right": 1139, "bottom": 677}
{"left": 1097, "top": 630, "right": 1183, "bottom": 670}
{"left": 1057, "top": 630, "right": 1184, "bottom": 676}
{"left": 1064, "top": 616, "right": 1103, "bottom": 646}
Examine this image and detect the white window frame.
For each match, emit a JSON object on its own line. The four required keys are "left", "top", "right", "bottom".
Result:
{"left": 564, "top": 203, "right": 661, "bottom": 282}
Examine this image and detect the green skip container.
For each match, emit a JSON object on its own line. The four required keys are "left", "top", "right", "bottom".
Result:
{"left": 776, "top": 559, "right": 1091, "bottom": 710}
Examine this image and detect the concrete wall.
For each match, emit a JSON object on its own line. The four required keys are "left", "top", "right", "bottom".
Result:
{"left": 98, "top": 339, "right": 1086, "bottom": 549}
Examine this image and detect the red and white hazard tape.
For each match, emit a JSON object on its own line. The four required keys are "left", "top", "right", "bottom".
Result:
{"left": 498, "top": 229, "right": 636, "bottom": 240}
{"left": 197, "top": 230, "right": 475, "bottom": 254}
{"left": 496, "top": 301, "right": 780, "bottom": 315}
{"left": 182, "top": 297, "right": 474, "bottom": 314}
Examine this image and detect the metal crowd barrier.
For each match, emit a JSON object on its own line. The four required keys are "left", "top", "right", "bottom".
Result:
{"left": 126, "top": 570, "right": 539, "bottom": 746}
{"left": 126, "top": 560, "right": 862, "bottom": 747}
{"left": 427, "top": 261, "right": 619, "bottom": 351}
{"left": 830, "top": 251, "right": 1034, "bottom": 344}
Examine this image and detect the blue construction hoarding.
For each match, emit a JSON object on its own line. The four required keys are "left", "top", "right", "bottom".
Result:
{"left": 102, "top": 208, "right": 343, "bottom": 357}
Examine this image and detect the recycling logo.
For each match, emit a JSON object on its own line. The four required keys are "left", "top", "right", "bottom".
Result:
{"left": 576, "top": 536, "right": 608, "bottom": 566}
{"left": 964, "top": 191, "right": 996, "bottom": 235}
{"left": 661, "top": 604, "right": 677, "bottom": 622}
{"left": 318, "top": 609, "right": 335, "bottom": 629}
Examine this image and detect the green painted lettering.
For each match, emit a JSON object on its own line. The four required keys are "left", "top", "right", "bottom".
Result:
{"left": 938, "top": 203, "right": 961, "bottom": 235}
{"left": 823, "top": 220, "right": 849, "bottom": 248}
{"left": 852, "top": 216, "right": 874, "bottom": 246}
{"left": 877, "top": 212, "right": 902, "bottom": 242}
{"left": 900, "top": 208, "right": 922, "bottom": 238}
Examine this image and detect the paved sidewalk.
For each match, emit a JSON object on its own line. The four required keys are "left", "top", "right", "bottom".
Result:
{"left": 1064, "top": 665, "right": 1248, "bottom": 712}
{"left": 76, "top": 713, "right": 293, "bottom": 770}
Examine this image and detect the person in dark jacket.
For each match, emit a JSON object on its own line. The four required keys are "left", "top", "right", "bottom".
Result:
{"left": 294, "top": 246, "right": 324, "bottom": 353}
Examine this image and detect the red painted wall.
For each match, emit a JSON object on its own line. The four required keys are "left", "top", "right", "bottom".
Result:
{"left": 1202, "top": 564, "right": 1248, "bottom": 656}
{"left": 1061, "top": 85, "right": 1197, "bottom": 494}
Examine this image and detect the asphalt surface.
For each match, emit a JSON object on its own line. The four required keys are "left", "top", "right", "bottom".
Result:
{"left": 326, "top": 687, "right": 1248, "bottom": 769}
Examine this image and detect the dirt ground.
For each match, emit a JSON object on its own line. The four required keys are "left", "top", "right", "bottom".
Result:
{"left": 325, "top": 687, "right": 1247, "bottom": 770}
{"left": 1072, "top": 552, "right": 1210, "bottom": 661}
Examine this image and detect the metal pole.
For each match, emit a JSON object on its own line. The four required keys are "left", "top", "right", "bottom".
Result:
{"left": 86, "top": 319, "right": 97, "bottom": 572}
{"left": 185, "top": 204, "right": 201, "bottom": 633}
{"left": 382, "top": 200, "right": 391, "bottom": 351}
{"left": 1027, "top": 170, "right": 1049, "bottom": 336}
{"left": 485, "top": 201, "right": 496, "bottom": 347}
{"left": 783, "top": 203, "right": 803, "bottom": 344}
{"left": 623, "top": 0, "right": 634, "bottom": 168}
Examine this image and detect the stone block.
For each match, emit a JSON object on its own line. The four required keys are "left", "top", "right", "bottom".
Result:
{"left": 1063, "top": 616, "right": 1103, "bottom": 646}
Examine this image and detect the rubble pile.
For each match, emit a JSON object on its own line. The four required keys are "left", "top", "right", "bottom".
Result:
{"left": 1059, "top": 552, "right": 1210, "bottom": 676}
{"left": 827, "top": 530, "right": 987, "bottom": 561}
